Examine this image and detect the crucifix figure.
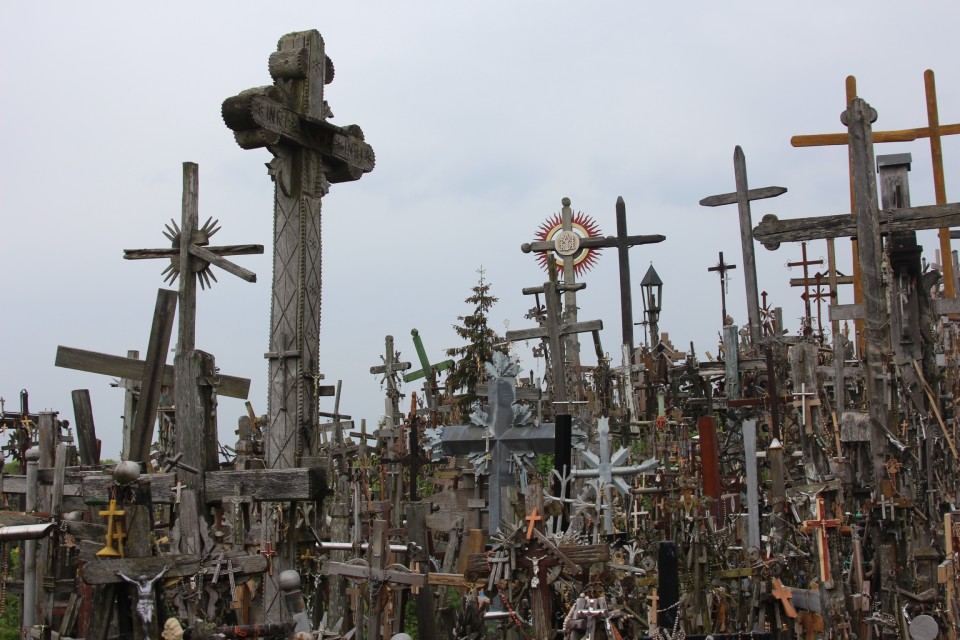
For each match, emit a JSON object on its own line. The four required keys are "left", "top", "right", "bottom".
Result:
{"left": 801, "top": 495, "right": 842, "bottom": 588}
{"left": 700, "top": 147, "right": 788, "bottom": 346}
{"left": 116, "top": 565, "right": 169, "bottom": 639}
{"left": 707, "top": 251, "right": 737, "bottom": 326}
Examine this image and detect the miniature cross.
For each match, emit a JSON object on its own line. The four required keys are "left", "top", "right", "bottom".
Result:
{"left": 96, "top": 499, "right": 127, "bottom": 558}
{"left": 260, "top": 542, "right": 278, "bottom": 576}
{"left": 707, "top": 251, "right": 737, "bottom": 326}
{"left": 170, "top": 481, "right": 186, "bottom": 505}
{"left": 770, "top": 577, "right": 798, "bottom": 618}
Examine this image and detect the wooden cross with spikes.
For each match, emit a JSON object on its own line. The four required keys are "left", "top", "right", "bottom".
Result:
{"left": 123, "top": 162, "right": 263, "bottom": 356}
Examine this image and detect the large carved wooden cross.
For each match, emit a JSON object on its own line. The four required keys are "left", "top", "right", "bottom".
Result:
{"left": 700, "top": 146, "right": 788, "bottom": 347}
{"left": 222, "top": 30, "right": 375, "bottom": 473}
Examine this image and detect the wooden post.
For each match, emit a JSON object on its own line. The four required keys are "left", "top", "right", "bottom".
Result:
{"left": 657, "top": 541, "right": 680, "bottom": 634}
{"left": 405, "top": 501, "right": 438, "bottom": 639}
{"left": 173, "top": 350, "right": 218, "bottom": 512}
{"left": 742, "top": 419, "right": 761, "bottom": 549}
{"left": 697, "top": 416, "right": 723, "bottom": 520}
{"left": 71, "top": 389, "right": 100, "bottom": 466}
{"left": 130, "top": 289, "right": 177, "bottom": 465}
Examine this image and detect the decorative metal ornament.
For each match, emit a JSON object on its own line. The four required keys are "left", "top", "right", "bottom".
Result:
{"left": 533, "top": 209, "right": 603, "bottom": 275}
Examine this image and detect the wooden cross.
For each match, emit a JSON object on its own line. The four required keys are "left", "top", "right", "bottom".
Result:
{"left": 395, "top": 394, "right": 431, "bottom": 502}
{"left": 322, "top": 519, "right": 425, "bottom": 640}
{"left": 370, "top": 334, "right": 411, "bottom": 423}
{"left": 170, "top": 481, "right": 186, "bottom": 505}
{"left": 263, "top": 332, "right": 300, "bottom": 417}
{"left": 523, "top": 196, "right": 665, "bottom": 354}
{"left": 524, "top": 508, "right": 542, "bottom": 540}
{"left": 792, "top": 70, "right": 960, "bottom": 299}
{"left": 770, "top": 577, "right": 797, "bottom": 618}
{"left": 402, "top": 328, "right": 454, "bottom": 411}
{"left": 123, "top": 162, "right": 263, "bottom": 356}
{"left": 707, "top": 251, "right": 737, "bottom": 326}
{"left": 786, "top": 241, "right": 824, "bottom": 329}
{"left": 801, "top": 495, "right": 842, "bottom": 588}
{"left": 259, "top": 542, "right": 278, "bottom": 576}
{"left": 222, "top": 42, "right": 376, "bottom": 616}
{"left": 700, "top": 146, "right": 788, "bottom": 346}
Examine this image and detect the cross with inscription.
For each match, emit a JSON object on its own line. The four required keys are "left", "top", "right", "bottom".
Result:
{"left": 707, "top": 251, "right": 737, "bottom": 326}
{"left": 700, "top": 147, "right": 788, "bottom": 346}
{"left": 223, "top": 29, "right": 375, "bottom": 620}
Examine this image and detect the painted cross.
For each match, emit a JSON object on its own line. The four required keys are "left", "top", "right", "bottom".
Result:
{"left": 770, "top": 577, "right": 798, "bottom": 618}
{"left": 524, "top": 508, "right": 542, "bottom": 540}
{"left": 523, "top": 197, "right": 664, "bottom": 354}
{"left": 322, "top": 519, "right": 425, "bottom": 640}
{"left": 441, "top": 353, "right": 555, "bottom": 533}
{"left": 96, "top": 499, "right": 126, "bottom": 558}
{"left": 801, "top": 495, "right": 842, "bottom": 588}
{"left": 700, "top": 146, "right": 788, "bottom": 346}
{"left": 707, "top": 251, "right": 737, "bottom": 326}
{"left": 403, "top": 329, "right": 454, "bottom": 411}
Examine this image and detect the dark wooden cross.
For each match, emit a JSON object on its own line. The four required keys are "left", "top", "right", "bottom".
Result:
{"left": 707, "top": 251, "right": 737, "bottom": 326}
{"left": 56, "top": 290, "right": 177, "bottom": 464}
{"left": 402, "top": 328, "right": 453, "bottom": 411}
{"left": 322, "top": 519, "right": 425, "bottom": 640}
{"left": 395, "top": 393, "right": 430, "bottom": 502}
{"left": 786, "top": 241, "right": 824, "bottom": 328}
{"left": 700, "top": 146, "right": 788, "bottom": 346}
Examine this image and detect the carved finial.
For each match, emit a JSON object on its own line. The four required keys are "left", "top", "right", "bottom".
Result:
{"left": 561, "top": 197, "right": 571, "bottom": 207}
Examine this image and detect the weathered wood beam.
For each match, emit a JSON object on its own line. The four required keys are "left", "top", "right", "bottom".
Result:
{"left": 56, "top": 346, "right": 251, "bottom": 399}
{"left": 753, "top": 202, "right": 960, "bottom": 250}
{"left": 82, "top": 553, "right": 266, "bottom": 585}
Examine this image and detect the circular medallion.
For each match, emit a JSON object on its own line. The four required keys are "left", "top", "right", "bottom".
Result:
{"left": 553, "top": 230, "right": 581, "bottom": 257}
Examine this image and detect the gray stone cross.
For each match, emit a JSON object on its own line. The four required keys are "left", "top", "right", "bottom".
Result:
{"left": 440, "top": 354, "right": 554, "bottom": 533}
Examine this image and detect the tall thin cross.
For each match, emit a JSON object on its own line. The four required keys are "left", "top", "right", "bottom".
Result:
{"left": 707, "top": 251, "right": 737, "bottom": 325}
{"left": 700, "top": 147, "right": 788, "bottom": 346}
{"left": 370, "top": 334, "right": 411, "bottom": 426}
{"left": 222, "top": 30, "right": 375, "bottom": 621}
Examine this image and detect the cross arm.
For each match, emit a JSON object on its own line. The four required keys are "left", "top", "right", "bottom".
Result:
{"left": 505, "top": 319, "right": 603, "bottom": 342}
{"left": 123, "top": 244, "right": 264, "bottom": 260}
{"left": 791, "top": 123, "right": 960, "bottom": 147}
{"left": 699, "top": 186, "right": 788, "bottom": 207}
{"left": 753, "top": 202, "right": 960, "bottom": 250}
{"left": 188, "top": 244, "right": 259, "bottom": 283}
{"left": 521, "top": 235, "right": 611, "bottom": 254}
{"left": 616, "top": 233, "right": 666, "bottom": 247}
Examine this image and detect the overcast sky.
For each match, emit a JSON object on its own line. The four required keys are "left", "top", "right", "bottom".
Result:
{"left": 2, "top": 2, "right": 958, "bottom": 461}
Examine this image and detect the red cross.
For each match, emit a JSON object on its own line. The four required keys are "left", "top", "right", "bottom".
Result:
{"left": 801, "top": 496, "right": 842, "bottom": 586}
{"left": 260, "top": 542, "right": 278, "bottom": 576}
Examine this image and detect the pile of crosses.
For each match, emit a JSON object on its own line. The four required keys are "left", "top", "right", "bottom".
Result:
{"left": 2, "top": 29, "right": 960, "bottom": 640}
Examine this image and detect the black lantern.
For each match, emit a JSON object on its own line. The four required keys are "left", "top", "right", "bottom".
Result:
{"left": 640, "top": 265, "right": 663, "bottom": 346}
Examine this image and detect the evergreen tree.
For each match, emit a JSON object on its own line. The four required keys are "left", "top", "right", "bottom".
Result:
{"left": 446, "top": 267, "right": 506, "bottom": 414}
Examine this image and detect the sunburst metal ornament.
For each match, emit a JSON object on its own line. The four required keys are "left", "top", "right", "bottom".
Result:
{"left": 533, "top": 209, "right": 604, "bottom": 276}
{"left": 160, "top": 216, "right": 222, "bottom": 289}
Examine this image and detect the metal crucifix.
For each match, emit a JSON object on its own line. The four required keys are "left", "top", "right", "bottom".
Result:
{"left": 707, "top": 251, "right": 737, "bottom": 326}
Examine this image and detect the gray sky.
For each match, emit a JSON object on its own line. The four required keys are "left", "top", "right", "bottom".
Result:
{"left": 2, "top": 2, "right": 958, "bottom": 460}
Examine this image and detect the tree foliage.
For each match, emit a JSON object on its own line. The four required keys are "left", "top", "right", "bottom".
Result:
{"left": 446, "top": 267, "right": 507, "bottom": 414}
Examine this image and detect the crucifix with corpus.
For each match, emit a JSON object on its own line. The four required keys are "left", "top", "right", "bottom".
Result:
{"left": 707, "top": 251, "right": 737, "bottom": 326}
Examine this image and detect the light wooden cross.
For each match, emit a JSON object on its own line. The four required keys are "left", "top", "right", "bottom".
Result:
{"left": 792, "top": 71, "right": 960, "bottom": 300}
{"left": 770, "top": 577, "right": 798, "bottom": 618}
{"left": 524, "top": 508, "right": 542, "bottom": 540}
{"left": 801, "top": 495, "right": 842, "bottom": 588}
{"left": 700, "top": 146, "right": 788, "bottom": 346}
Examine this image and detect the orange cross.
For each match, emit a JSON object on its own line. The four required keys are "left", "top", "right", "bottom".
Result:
{"left": 525, "top": 508, "right": 542, "bottom": 540}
